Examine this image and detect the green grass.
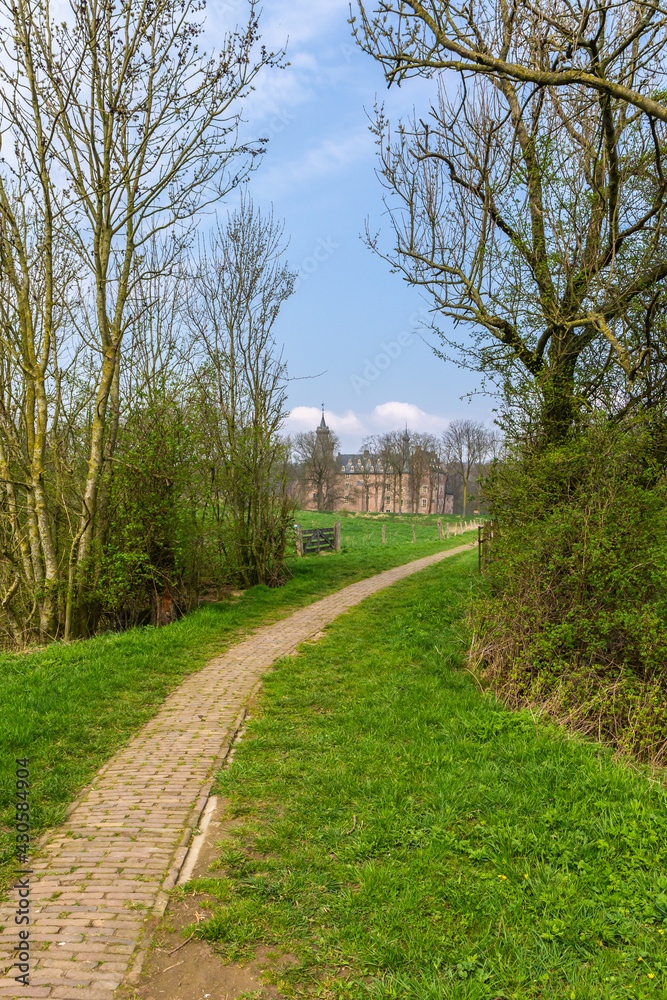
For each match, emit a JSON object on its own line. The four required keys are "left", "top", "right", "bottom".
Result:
{"left": 0, "top": 514, "right": 477, "bottom": 896}
{"left": 180, "top": 548, "right": 667, "bottom": 1000}
{"left": 296, "top": 509, "right": 474, "bottom": 552}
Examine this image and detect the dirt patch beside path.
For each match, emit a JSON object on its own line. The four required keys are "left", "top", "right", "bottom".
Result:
{"left": 120, "top": 796, "right": 294, "bottom": 1000}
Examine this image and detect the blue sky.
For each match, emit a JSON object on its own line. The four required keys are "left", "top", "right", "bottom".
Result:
{"left": 210, "top": 0, "right": 495, "bottom": 451}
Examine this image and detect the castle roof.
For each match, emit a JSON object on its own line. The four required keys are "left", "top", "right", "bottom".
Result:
{"left": 335, "top": 451, "right": 453, "bottom": 492}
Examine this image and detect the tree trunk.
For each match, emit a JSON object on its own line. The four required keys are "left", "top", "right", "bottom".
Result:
{"left": 540, "top": 357, "right": 578, "bottom": 445}
{"left": 73, "top": 347, "right": 118, "bottom": 634}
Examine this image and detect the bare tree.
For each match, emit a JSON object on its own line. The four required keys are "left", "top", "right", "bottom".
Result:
{"left": 361, "top": 429, "right": 444, "bottom": 512}
{"left": 406, "top": 432, "right": 440, "bottom": 512}
{"left": 443, "top": 420, "right": 492, "bottom": 516}
{"left": 380, "top": 430, "right": 411, "bottom": 511}
{"left": 186, "top": 200, "right": 296, "bottom": 586}
{"left": 355, "top": 2, "right": 667, "bottom": 443}
{"left": 353, "top": 1, "right": 667, "bottom": 121}
{"left": 294, "top": 427, "right": 343, "bottom": 512}
{"left": 361, "top": 433, "right": 393, "bottom": 511}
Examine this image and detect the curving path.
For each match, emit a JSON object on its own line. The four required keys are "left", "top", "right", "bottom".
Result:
{"left": 0, "top": 542, "right": 474, "bottom": 999}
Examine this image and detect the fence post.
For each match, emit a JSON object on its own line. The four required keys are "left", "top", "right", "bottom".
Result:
{"left": 411, "top": 524, "right": 416, "bottom": 543}
{"left": 382, "top": 523, "right": 386, "bottom": 545}
{"left": 334, "top": 521, "right": 341, "bottom": 551}
{"left": 295, "top": 524, "right": 303, "bottom": 557}
{"left": 478, "top": 525, "right": 482, "bottom": 573}
{"left": 446, "top": 523, "right": 450, "bottom": 539}
{"left": 437, "top": 519, "right": 444, "bottom": 540}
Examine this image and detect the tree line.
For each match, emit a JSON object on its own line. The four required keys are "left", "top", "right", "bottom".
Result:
{"left": 0, "top": 0, "right": 293, "bottom": 645}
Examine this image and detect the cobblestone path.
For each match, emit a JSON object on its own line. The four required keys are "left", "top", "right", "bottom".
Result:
{"left": 0, "top": 543, "right": 474, "bottom": 999}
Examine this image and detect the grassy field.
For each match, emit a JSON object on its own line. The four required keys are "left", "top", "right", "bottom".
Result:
{"left": 296, "top": 510, "right": 475, "bottom": 552}
{"left": 178, "top": 547, "right": 667, "bottom": 1000}
{"left": 0, "top": 512, "right": 477, "bottom": 896}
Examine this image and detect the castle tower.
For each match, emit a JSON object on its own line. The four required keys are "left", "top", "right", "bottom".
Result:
{"left": 316, "top": 405, "right": 334, "bottom": 456}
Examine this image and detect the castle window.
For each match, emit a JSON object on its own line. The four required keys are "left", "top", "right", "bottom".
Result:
{"left": 421, "top": 498, "right": 427, "bottom": 508}
{"left": 422, "top": 485, "right": 428, "bottom": 494}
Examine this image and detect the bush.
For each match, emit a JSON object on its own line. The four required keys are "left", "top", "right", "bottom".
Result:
{"left": 469, "top": 420, "right": 667, "bottom": 761}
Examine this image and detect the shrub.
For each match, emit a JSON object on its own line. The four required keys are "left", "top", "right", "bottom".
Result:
{"left": 469, "top": 420, "right": 667, "bottom": 761}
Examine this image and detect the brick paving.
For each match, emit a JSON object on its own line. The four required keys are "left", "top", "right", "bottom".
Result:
{"left": 0, "top": 543, "right": 473, "bottom": 999}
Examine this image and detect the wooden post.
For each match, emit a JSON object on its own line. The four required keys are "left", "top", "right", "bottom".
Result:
{"left": 334, "top": 521, "right": 341, "bottom": 551}
{"left": 382, "top": 523, "right": 386, "bottom": 545}
{"left": 437, "top": 519, "right": 444, "bottom": 540}
{"left": 295, "top": 524, "right": 303, "bottom": 557}
{"left": 478, "top": 525, "right": 482, "bottom": 573}
{"left": 446, "top": 523, "right": 450, "bottom": 539}
{"left": 411, "top": 524, "right": 416, "bottom": 543}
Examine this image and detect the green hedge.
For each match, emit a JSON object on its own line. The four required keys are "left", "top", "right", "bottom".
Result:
{"left": 469, "top": 421, "right": 667, "bottom": 761}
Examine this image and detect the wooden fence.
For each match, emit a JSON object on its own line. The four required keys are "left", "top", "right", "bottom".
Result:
{"left": 295, "top": 519, "right": 487, "bottom": 556}
{"left": 381, "top": 519, "right": 484, "bottom": 544}
{"left": 478, "top": 520, "right": 498, "bottom": 572}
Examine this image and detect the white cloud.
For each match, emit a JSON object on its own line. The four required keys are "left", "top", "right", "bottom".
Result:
{"left": 257, "top": 0, "right": 350, "bottom": 50}
{"left": 283, "top": 401, "right": 454, "bottom": 450}
{"left": 370, "top": 402, "right": 449, "bottom": 435}
{"left": 252, "top": 127, "right": 373, "bottom": 197}
{"left": 284, "top": 406, "right": 365, "bottom": 438}
{"left": 205, "top": 0, "right": 350, "bottom": 121}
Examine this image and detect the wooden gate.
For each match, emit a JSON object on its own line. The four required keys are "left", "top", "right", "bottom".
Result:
{"left": 295, "top": 522, "right": 341, "bottom": 556}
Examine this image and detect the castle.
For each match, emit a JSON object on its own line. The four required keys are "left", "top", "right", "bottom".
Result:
{"left": 298, "top": 412, "right": 454, "bottom": 514}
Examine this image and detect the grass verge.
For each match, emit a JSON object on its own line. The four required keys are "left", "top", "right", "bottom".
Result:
{"left": 0, "top": 518, "right": 476, "bottom": 896}
{"left": 182, "top": 548, "right": 667, "bottom": 999}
